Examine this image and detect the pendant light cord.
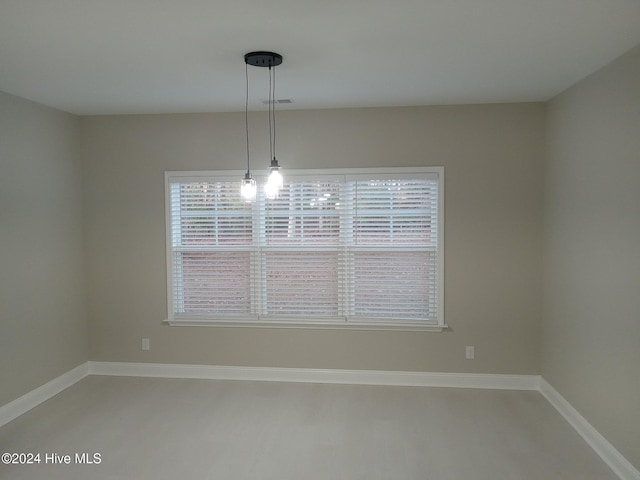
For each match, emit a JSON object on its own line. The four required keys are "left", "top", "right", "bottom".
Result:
{"left": 245, "top": 62, "right": 250, "bottom": 174}
{"left": 268, "top": 65, "right": 273, "bottom": 161}
{"left": 272, "top": 64, "right": 277, "bottom": 159}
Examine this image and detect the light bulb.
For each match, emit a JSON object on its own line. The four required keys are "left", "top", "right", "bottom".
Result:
{"left": 267, "top": 168, "right": 283, "bottom": 190}
{"left": 264, "top": 180, "right": 279, "bottom": 200}
{"left": 241, "top": 177, "right": 256, "bottom": 201}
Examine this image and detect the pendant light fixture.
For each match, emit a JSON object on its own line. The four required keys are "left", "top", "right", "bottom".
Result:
{"left": 242, "top": 51, "right": 284, "bottom": 200}
{"left": 240, "top": 58, "right": 256, "bottom": 201}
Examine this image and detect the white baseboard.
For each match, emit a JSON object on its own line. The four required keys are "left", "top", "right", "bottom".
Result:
{"left": 539, "top": 378, "right": 640, "bottom": 480}
{"left": 87, "top": 361, "right": 540, "bottom": 390}
{"left": 0, "top": 363, "right": 89, "bottom": 428}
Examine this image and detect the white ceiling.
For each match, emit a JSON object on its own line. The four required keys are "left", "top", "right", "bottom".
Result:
{"left": 1, "top": 0, "right": 639, "bottom": 115}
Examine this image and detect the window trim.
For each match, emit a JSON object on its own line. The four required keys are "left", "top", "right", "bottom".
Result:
{"left": 164, "top": 166, "right": 445, "bottom": 331}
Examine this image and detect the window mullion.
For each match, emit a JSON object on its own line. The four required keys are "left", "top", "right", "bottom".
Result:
{"left": 257, "top": 187, "right": 267, "bottom": 317}
{"left": 342, "top": 178, "right": 354, "bottom": 320}
{"left": 213, "top": 183, "right": 220, "bottom": 246}
{"left": 252, "top": 190, "right": 262, "bottom": 317}
{"left": 172, "top": 184, "right": 185, "bottom": 314}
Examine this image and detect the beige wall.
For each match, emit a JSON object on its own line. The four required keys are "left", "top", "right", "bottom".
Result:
{"left": 81, "top": 103, "right": 545, "bottom": 374}
{"left": 542, "top": 45, "right": 640, "bottom": 469}
{"left": 0, "top": 92, "right": 87, "bottom": 406}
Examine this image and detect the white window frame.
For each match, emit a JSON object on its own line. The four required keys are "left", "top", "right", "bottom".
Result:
{"left": 164, "top": 167, "right": 445, "bottom": 331}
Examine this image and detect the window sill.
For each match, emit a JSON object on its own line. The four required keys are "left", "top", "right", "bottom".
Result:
{"left": 164, "top": 318, "right": 448, "bottom": 332}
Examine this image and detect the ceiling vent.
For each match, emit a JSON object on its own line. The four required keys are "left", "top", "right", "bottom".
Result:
{"left": 262, "top": 99, "right": 293, "bottom": 104}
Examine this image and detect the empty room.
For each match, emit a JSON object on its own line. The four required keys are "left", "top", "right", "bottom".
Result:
{"left": 1, "top": 1, "right": 639, "bottom": 479}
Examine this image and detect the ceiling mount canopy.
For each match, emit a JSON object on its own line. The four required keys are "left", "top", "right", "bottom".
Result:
{"left": 244, "top": 51, "right": 283, "bottom": 68}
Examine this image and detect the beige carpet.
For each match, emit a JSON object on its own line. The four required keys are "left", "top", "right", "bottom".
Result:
{"left": 0, "top": 375, "right": 618, "bottom": 479}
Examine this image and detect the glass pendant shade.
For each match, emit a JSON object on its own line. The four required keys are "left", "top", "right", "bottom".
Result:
{"left": 241, "top": 174, "right": 256, "bottom": 201}
{"left": 265, "top": 157, "right": 283, "bottom": 199}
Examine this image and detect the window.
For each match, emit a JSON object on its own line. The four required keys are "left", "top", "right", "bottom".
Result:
{"left": 165, "top": 167, "right": 444, "bottom": 330}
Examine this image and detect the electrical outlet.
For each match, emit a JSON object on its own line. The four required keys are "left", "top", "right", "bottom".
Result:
{"left": 465, "top": 346, "right": 475, "bottom": 359}
{"left": 142, "top": 338, "right": 150, "bottom": 351}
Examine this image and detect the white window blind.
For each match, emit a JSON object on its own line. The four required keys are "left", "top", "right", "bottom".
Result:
{"left": 347, "top": 177, "right": 439, "bottom": 322}
{"left": 260, "top": 178, "right": 343, "bottom": 318}
{"left": 166, "top": 167, "right": 444, "bottom": 329}
{"left": 169, "top": 180, "right": 255, "bottom": 318}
